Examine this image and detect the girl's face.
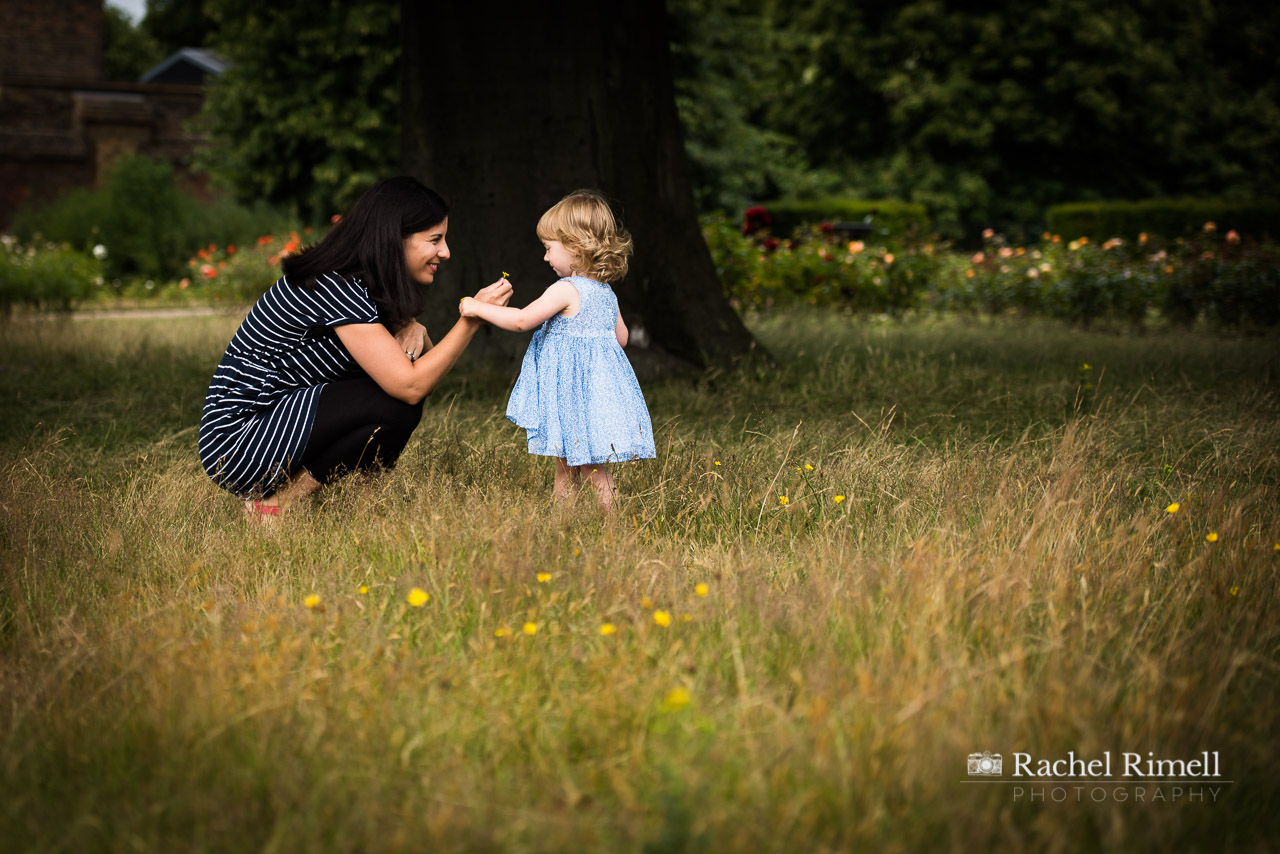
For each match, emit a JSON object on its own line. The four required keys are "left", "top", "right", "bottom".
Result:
{"left": 543, "top": 239, "right": 578, "bottom": 277}
{"left": 403, "top": 218, "right": 450, "bottom": 285}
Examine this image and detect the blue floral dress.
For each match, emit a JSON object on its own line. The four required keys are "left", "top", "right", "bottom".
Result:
{"left": 506, "top": 276, "right": 656, "bottom": 465}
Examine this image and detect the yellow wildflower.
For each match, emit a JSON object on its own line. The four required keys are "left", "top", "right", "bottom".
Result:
{"left": 805, "top": 463, "right": 814, "bottom": 471}
{"left": 714, "top": 460, "right": 722, "bottom": 466}
{"left": 407, "top": 587, "right": 429, "bottom": 607}
{"left": 599, "top": 623, "right": 617, "bottom": 636}
{"left": 653, "top": 610, "right": 672, "bottom": 627}
{"left": 695, "top": 582, "right": 709, "bottom": 597}
{"left": 536, "top": 572, "right": 552, "bottom": 583}
{"left": 663, "top": 687, "right": 691, "bottom": 711}
{"left": 358, "top": 585, "right": 369, "bottom": 595}
{"left": 1166, "top": 503, "right": 1180, "bottom": 514}
{"left": 1206, "top": 532, "right": 1219, "bottom": 543}
{"left": 1229, "top": 585, "right": 1239, "bottom": 597}
{"left": 834, "top": 495, "right": 846, "bottom": 504}
{"left": 522, "top": 622, "right": 538, "bottom": 635}
{"left": 502, "top": 270, "right": 510, "bottom": 278}
{"left": 303, "top": 594, "right": 321, "bottom": 610}
{"left": 641, "top": 596, "right": 653, "bottom": 609}
{"left": 778, "top": 495, "right": 789, "bottom": 505}
{"left": 495, "top": 627, "right": 509, "bottom": 637}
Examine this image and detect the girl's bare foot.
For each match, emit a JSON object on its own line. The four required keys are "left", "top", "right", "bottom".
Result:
{"left": 581, "top": 464, "right": 618, "bottom": 514}
{"left": 553, "top": 457, "right": 580, "bottom": 501}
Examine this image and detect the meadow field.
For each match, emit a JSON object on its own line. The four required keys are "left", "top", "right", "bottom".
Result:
{"left": 1, "top": 311, "right": 1277, "bottom": 852}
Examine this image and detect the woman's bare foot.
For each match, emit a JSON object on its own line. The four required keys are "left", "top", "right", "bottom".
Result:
{"left": 242, "top": 469, "right": 323, "bottom": 523}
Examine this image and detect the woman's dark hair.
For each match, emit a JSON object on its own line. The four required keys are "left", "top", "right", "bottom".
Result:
{"left": 282, "top": 176, "right": 449, "bottom": 327}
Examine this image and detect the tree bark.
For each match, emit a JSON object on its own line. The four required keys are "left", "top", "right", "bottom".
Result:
{"left": 401, "top": 0, "right": 755, "bottom": 369}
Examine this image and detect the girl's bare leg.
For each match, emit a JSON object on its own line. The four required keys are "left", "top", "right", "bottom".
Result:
{"left": 553, "top": 457, "right": 580, "bottom": 500}
{"left": 244, "top": 469, "right": 323, "bottom": 521}
{"left": 581, "top": 464, "right": 618, "bottom": 513}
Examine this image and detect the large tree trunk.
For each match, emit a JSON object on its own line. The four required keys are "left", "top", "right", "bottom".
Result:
{"left": 401, "top": 0, "right": 755, "bottom": 369}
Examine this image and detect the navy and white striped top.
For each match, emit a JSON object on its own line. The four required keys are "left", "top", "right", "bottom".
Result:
{"left": 198, "top": 272, "right": 381, "bottom": 498}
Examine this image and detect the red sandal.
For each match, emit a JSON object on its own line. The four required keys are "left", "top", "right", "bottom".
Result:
{"left": 246, "top": 500, "right": 282, "bottom": 521}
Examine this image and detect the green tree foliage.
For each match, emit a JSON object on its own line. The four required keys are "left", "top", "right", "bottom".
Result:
{"left": 103, "top": 5, "right": 163, "bottom": 81}
{"left": 668, "top": 0, "right": 842, "bottom": 214}
{"left": 671, "top": 0, "right": 1280, "bottom": 238}
{"left": 140, "top": 0, "right": 216, "bottom": 55}
{"left": 194, "top": 0, "right": 400, "bottom": 221}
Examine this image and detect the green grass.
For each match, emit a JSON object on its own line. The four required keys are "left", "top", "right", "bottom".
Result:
{"left": 2, "top": 311, "right": 1278, "bottom": 852}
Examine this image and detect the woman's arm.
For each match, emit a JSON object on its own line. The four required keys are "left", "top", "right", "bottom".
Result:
{"left": 615, "top": 310, "right": 629, "bottom": 348}
{"left": 460, "top": 280, "right": 578, "bottom": 331}
{"left": 336, "top": 279, "right": 511, "bottom": 404}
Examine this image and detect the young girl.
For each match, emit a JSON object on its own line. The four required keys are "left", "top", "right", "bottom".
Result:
{"left": 460, "top": 189, "right": 656, "bottom": 509}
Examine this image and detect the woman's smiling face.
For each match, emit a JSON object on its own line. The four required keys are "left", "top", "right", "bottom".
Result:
{"left": 403, "top": 217, "right": 450, "bottom": 285}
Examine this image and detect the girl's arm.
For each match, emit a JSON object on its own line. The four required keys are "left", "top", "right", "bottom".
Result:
{"left": 615, "top": 310, "right": 629, "bottom": 347}
{"left": 335, "top": 279, "right": 512, "bottom": 404}
{"left": 460, "top": 280, "right": 578, "bottom": 331}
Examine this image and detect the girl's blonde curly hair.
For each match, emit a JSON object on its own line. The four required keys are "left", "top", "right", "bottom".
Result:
{"left": 536, "top": 189, "right": 633, "bottom": 283}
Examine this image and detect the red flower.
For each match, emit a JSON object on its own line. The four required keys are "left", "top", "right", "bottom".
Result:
{"left": 257, "top": 235, "right": 274, "bottom": 246}
{"left": 742, "top": 205, "right": 773, "bottom": 235}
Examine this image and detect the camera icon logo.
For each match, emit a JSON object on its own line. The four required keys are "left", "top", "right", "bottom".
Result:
{"left": 968, "top": 751, "right": 1003, "bottom": 776}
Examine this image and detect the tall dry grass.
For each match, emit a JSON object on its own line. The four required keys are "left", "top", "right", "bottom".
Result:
{"left": 1, "top": 312, "right": 1278, "bottom": 852}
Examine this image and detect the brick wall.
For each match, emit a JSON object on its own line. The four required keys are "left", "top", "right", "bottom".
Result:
{"left": 0, "top": 0, "right": 210, "bottom": 229}
{"left": 0, "top": 0, "right": 104, "bottom": 82}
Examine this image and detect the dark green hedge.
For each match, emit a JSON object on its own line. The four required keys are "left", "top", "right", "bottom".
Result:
{"left": 1046, "top": 198, "right": 1280, "bottom": 242}
{"left": 758, "top": 198, "right": 930, "bottom": 241}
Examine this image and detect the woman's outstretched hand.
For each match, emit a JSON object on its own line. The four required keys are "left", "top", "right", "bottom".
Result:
{"left": 473, "top": 278, "right": 512, "bottom": 306}
{"left": 461, "top": 277, "right": 512, "bottom": 318}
